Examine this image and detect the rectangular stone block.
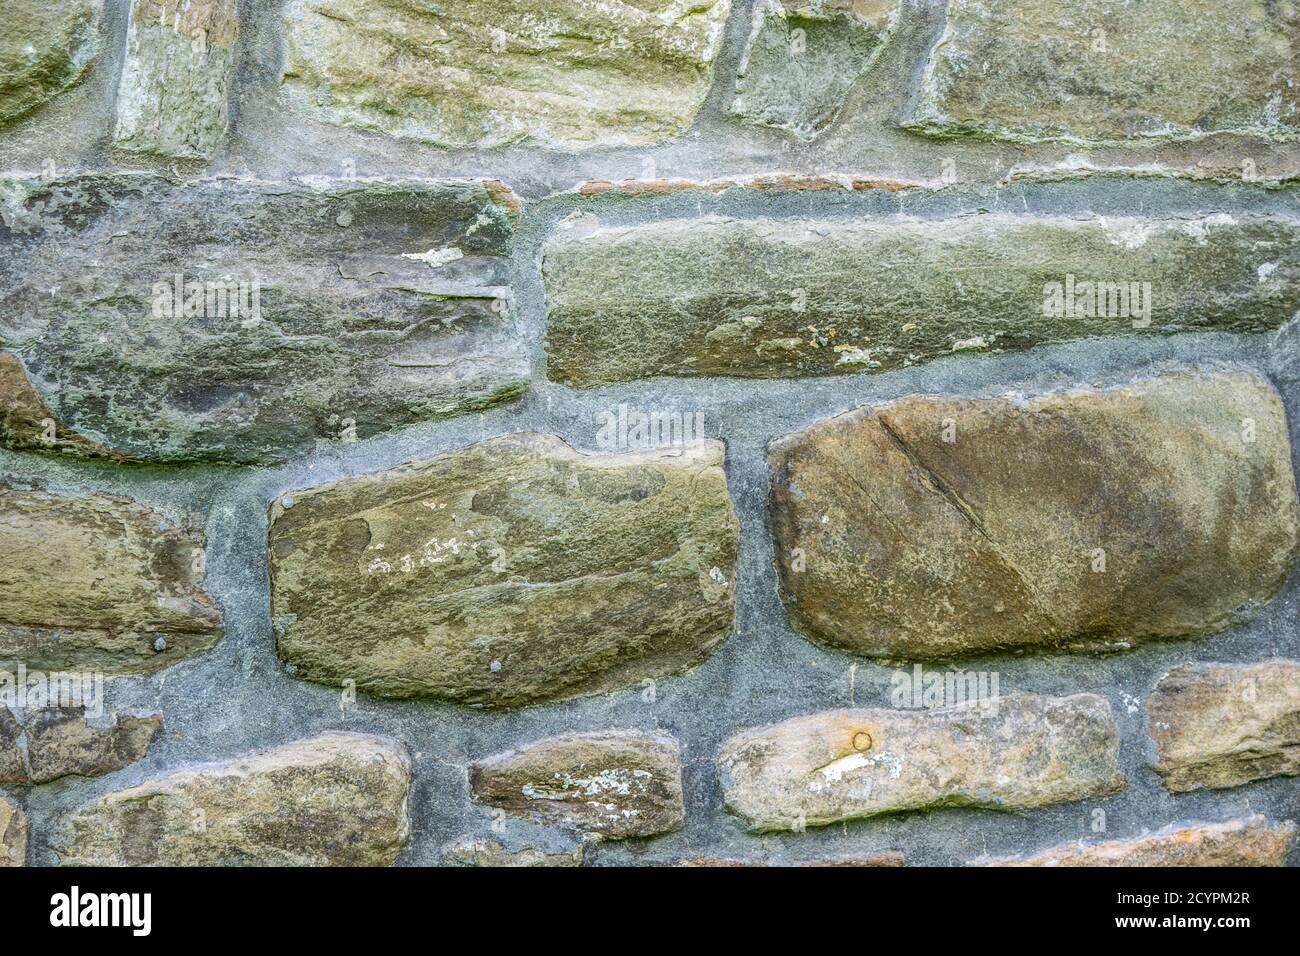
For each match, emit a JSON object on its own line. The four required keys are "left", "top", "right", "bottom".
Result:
{"left": 268, "top": 434, "right": 738, "bottom": 707}
{"left": 470, "top": 730, "right": 683, "bottom": 840}
{"left": 0, "top": 174, "right": 526, "bottom": 463}
{"left": 543, "top": 214, "right": 1299, "bottom": 385}
{"left": 974, "top": 815, "right": 1296, "bottom": 867}
{"left": 1148, "top": 660, "right": 1300, "bottom": 793}
{"left": 60, "top": 732, "right": 410, "bottom": 866}
{"left": 770, "top": 371, "right": 1299, "bottom": 657}
{"left": 113, "top": 0, "right": 238, "bottom": 159}
{"left": 282, "top": 0, "right": 731, "bottom": 149}
{"left": 718, "top": 695, "right": 1124, "bottom": 831}
{"left": 0, "top": 484, "right": 221, "bottom": 674}
{"left": 904, "top": 0, "right": 1299, "bottom": 143}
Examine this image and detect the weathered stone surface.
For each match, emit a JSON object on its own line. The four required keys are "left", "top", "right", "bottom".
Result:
{"left": 770, "top": 371, "right": 1299, "bottom": 658}
{"left": 25, "top": 709, "right": 162, "bottom": 784}
{"left": 60, "top": 732, "right": 410, "bottom": 866}
{"left": 0, "top": 174, "right": 525, "bottom": 463}
{"left": 904, "top": 0, "right": 1299, "bottom": 144}
{"left": 444, "top": 837, "right": 584, "bottom": 867}
{"left": 0, "top": 484, "right": 221, "bottom": 674}
{"left": 282, "top": 0, "right": 731, "bottom": 150}
{"left": 0, "top": 708, "right": 22, "bottom": 785}
{"left": 269, "top": 434, "right": 738, "bottom": 706}
{"left": 975, "top": 816, "right": 1296, "bottom": 867}
{"left": 718, "top": 695, "right": 1123, "bottom": 831}
{"left": 684, "top": 852, "right": 904, "bottom": 866}
{"left": 113, "top": 0, "right": 237, "bottom": 159}
{"left": 0, "top": 0, "right": 101, "bottom": 127}
{"left": 0, "top": 706, "right": 162, "bottom": 784}
{"left": 731, "top": 0, "right": 897, "bottom": 140}
{"left": 470, "top": 731, "right": 684, "bottom": 840}
{"left": 1148, "top": 660, "right": 1300, "bottom": 793}
{"left": 543, "top": 215, "right": 1300, "bottom": 385}
{"left": 0, "top": 795, "right": 25, "bottom": 866}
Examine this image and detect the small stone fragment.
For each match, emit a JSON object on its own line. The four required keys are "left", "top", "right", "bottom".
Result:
{"left": 718, "top": 695, "right": 1124, "bottom": 832}
{"left": 0, "top": 795, "right": 26, "bottom": 866}
{"left": 444, "top": 837, "right": 584, "bottom": 868}
{"left": 25, "top": 709, "right": 163, "bottom": 785}
{"left": 974, "top": 816, "right": 1296, "bottom": 867}
{"left": 113, "top": 0, "right": 238, "bottom": 159}
{"left": 60, "top": 732, "right": 410, "bottom": 866}
{"left": 1148, "top": 660, "right": 1300, "bottom": 793}
{"left": 470, "top": 731, "right": 684, "bottom": 840}
{"left": 0, "top": 484, "right": 222, "bottom": 674}
{"left": 769, "top": 371, "right": 1299, "bottom": 657}
{"left": 731, "top": 0, "right": 898, "bottom": 140}
{"left": 269, "top": 434, "right": 738, "bottom": 706}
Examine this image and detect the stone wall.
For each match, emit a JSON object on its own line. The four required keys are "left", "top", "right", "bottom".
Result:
{"left": 0, "top": 0, "right": 1297, "bottom": 866}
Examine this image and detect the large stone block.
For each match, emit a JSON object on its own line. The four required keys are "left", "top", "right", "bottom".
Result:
{"left": 543, "top": 215, "right": 1299, "bottom": 385}
{"left": 718, "top": 695, "right": 1124, "bottom": 831}
{"left": 0, "top": 174, "right": 525, "bottom": 463}
{"left": 282, "top": 0, "right": 731, "bottom": 149}
{"left": 269, "top": 434, "right": 738, "bottom": 706}
{"left": 60, "top": 732, "right": 410, "bottom": 866}
{"left": 0, "top": 484, "right": 221, "bottom": 674}
{"left": 1148, "top": 660, "right": 1300, "bottom": 792}
{"left": 769, "top": 371, "right": 1298, "bottom": 657}
{"left": 904, "top": 0, "right": 1299, "bottom": 143}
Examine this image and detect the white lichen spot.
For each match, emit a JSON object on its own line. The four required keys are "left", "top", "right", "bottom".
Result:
{"left": 1258, "top": 262, "right": 1278, "bottom": 282}
{"left": 401, "top": 247, "right": 464, "bottom": 268}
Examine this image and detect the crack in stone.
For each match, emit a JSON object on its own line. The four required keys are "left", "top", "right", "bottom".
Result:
{"left": 874, "top": 412, "right": 1061, "bottom": 634}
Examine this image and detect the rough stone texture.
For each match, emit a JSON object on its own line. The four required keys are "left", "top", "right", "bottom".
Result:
{"left": 718, "top": 694, "right": 1124, "bottom": 831}
{"left": 113, "top": 0, "right": 238, "bottom": 159}
{"left": 281, "top": 0, "right": 732, "bottom": 150}
{"left": 0, "top": 794, "right": 25, "bottom": 866}
{"left": 0, "top": 174, "right": 525, "bottom": 463}
{"left": 0, "top": 706, "right": 162, "bottom": 784}
{"left": 60, "top": 732, "right": 410, "bottom": 866}
{"left": 0, "top": 708, "right": 22, "bottom": 785}
{"left": 25, "top": 709, "right": 163, "bottom": 785}
{"left": 470, "top": 731, "right": 684, "bottom": 840}
{"left": 543, "top": 214, "right": 1300, "bottom": 385}
{"left": 975, "top": 816, "right": 1297, "bottom": 867}
{"left": 0, "top": 0, "right": 101, "bottom": 127}
{"left": 1148, "top": 660, "right": 1300, "bottom": 793}
{"left": 731, "top": 0, "right": 898, "bottom": 140}
{"left": 770, "top": 371, "right": 1299, "bottom": 658}
{"left": 444, "top": 837, "right": 584, "bottom": 867}
{"left": 269, "top": 434, "right": 738, "bottom": 706}
{"left": 905, "top": 0, "right": 1299, "bottom": 144}
{"left": 683, "top": 852, "right": 905, "bottom": 866}
{"left": 0, "top": 484, "right": 222, "bottom": 674}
